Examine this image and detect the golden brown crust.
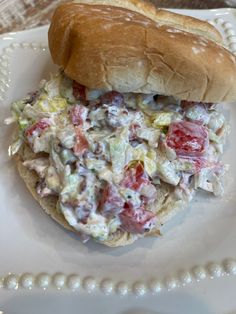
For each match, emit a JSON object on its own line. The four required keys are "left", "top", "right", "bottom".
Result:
{"left": 48, "top": 2, "right": 236, "bottom": 102}
{"left": 73, "top": 0, "right": 222, "bottom": 43}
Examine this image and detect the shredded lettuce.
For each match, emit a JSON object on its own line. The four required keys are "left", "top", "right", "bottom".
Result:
{"left": 137, "top": 94, "right": 157, "bottom": 115}
{"left": 32, "top": 131, "right": 53, "bottom": 153}
{"left": 109, "top": 127, "right": 129, "bottom": 175}
{"left": 44, "top": 75, "right": 61, "bottom": 98}
{"left": 126, "top": 145, "right": 157, "bottom": 177}
{"left": 45, "top": 166, "right": 60, "bottom": 193}
{"left": 159, "top": 136, "right": 177, "bottom": 161}
{"left": 18, "top": 118, "right": 29, "bottom": 130}
{"left": 143, "top": 156, "right": 157, "bottom": 178}
{"left": 61, "top": 172, "right": 82, "bottom": 201}
{"left": 11, "top": 100, "right": 27, "bottom": 116}
{"left": 209, "top": 130, "right": 221, "bottom": 144}
{"left": 152, "top": 112, "right": 181, "bottom": 127}
{"left": 57, "top": 125, "right": 75, "bottom": 149}
{"left": 208, "top": 112, "right": 225, "bottom": 132}
{"left": 60, "top": 75, "right": 76, "bottom": 103}
{"left": 82, "top": 213, "right": 109, "bottom": 239}
{"left": 37, "top": 95, "right": 67, "bottom": 113}
{"left": 157, "top": 160, "right": 180, "bottom": 185}
{"left": 60, "top": 149, "right": 77, "bottom": 165}
{"left": 172, "top": 159, "right": 196, "bottom": 173}
{"left": 136, "top": 127, "right": 160, "bottom": 147}
{"left": 89, "top": 107, "right": 106, "bottom": 127}
{"left": 8, "top": 138, "right": 23, "bottom": 156}
{"left": 85, "top": 158, "right": 107, "bottom": 172}
{"left": 23, "top": 104, "right": 49, "bottom": 120}
{"left": 152, "top": 112, "right": 174, "bottom": 126}
{"left": 126, "top": 144, "right": 148, "bottom": 164}
{"left": 185, "top": 105, "right": 210, "bottom": 124}
{"left": 50, "top": 144, "right": 65, "bottom": 175}
{"left": 194, "top": 168, "right": 212, "bottom": 192}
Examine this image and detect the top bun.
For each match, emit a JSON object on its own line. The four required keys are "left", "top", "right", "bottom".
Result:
{"left": 48, "top": 0, "right": 236, "bottom": 103}
{"left": 73, "top": 0, "right": 223, "bottom": 43}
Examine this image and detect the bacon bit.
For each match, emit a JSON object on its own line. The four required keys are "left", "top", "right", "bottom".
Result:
{"left": 70, "top": 104, "right": 88, "bottom": 126}
{"left": 166, "top": 121, "right": 209, "bottom": 158}
{"left": 181, "top": 100, "right": 213, "bottom": 110}
{"left": 76, "top": 207, "right": 91, "bottom": 224}
{"left": 129, "top": 123, "right": 141, "bottom": 141}
{"left": 27, "top": 91, "right": 39, "bottom": 104}
{"left": 100, "top": 91, "right": 124, "bottom": 107}
{"left": 73, "top": 126, "right": 89, "bottom": 155}
{"left": 119, "top": 203, "right": 156, "bottom": 234}
{"left": 72, "top": 81, "right": 86, "bottom": 101}
{"left": 25, "top": 119, "right": 50, "bottom": 138}
{"left": 122, "top": 162, "right": 150, "bottom": 191}
{"left": 99, "top": 184, "right": 125, "bottom": 217}
{"left": 36, "top": 180, "right": 54, "bottom": 198}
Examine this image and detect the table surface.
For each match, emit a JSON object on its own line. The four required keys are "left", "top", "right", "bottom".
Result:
{"left": 0, "top": 0, "right": 235, "bottom": 34}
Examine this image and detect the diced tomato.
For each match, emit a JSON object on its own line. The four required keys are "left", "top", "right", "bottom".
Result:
{"left": 179, "top": 157, "right": 208, "bottom": 174}
{"left": 73, "top": 126, "right": 89, "bottom": 155}
{"left": 194, "top": 158, "right": 222, "bottom": 173}
{"left": 166, "top": 121, "right": 209, "bottom": 157}
{"left": 119, "top": 204, "right": 156, "bottom": 234}
{"left": 99, "top": 184, "right": 125, "bottom": 217}
{"left": 72, "top": 81, "right": 86, "bottom": 101}
{"left": 100, "top": 91, "right": 124, "bottom": 107}
{"left": 70, "top": 104, "right": 88, "bottom": 126}
{"left": 25, "top": 119, "right": 50, "bottom": 138}
{"left": 193, "top": 158, "right": 208, "bottom": 172}
{"left": 122, "top": 162, "right": 149, "bottom": 191}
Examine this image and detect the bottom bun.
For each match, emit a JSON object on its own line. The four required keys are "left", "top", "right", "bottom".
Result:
{"left": 15, "top": 144, "right": 189, "bottom": 247}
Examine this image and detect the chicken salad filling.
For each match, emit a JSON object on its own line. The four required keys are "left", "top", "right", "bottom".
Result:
{"left": 5, "top": 72, "right": 229, "bottom": 241}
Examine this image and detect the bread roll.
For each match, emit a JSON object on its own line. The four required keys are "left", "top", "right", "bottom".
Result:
{"left": 73, "top": 0, "right": 223, "bottom": 43}
{"left": 13, "top": 1, "right": 235, "bottom": 247}
{"left": 48, "top": 1, "right": 236, "bottom": 103}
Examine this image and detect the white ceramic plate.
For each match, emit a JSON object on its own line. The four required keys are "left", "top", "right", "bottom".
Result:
{"left": 1, "top": 8, "right": 236, "bottom": 314}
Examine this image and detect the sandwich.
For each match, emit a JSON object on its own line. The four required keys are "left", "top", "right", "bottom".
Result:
{"left": 5, "top": 0, "right": 236, "bottom": 247}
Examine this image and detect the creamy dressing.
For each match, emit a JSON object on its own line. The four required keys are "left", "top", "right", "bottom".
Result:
{"left": 6, "top": 72, "right": 229, "bottom": 241}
